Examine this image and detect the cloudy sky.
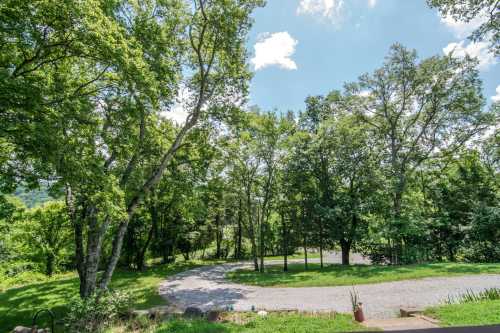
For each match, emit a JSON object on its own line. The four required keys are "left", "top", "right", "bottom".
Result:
{"left": 247, "top": 0, "right": 500, "bottom": 112}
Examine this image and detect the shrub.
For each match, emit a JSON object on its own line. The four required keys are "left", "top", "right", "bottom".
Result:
{"left": 65, "top": 290, "right": 131, "bottom": 332}
{"left": 447, "top": 288, "right": 500, "bottom": 304}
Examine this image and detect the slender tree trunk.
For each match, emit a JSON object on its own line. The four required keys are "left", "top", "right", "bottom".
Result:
{"left": 136, "top": 205, "right": 157, "bottom": 271}
{"left": 302, "top": 210, "right": 308, "bottom": 270}
{"left": 215, "top": 212, "right": 222, "bottom": 259}
{"left": 236, "top": 198, "right": 242, "bottom": 259}
{"left": 319, "top": 218, "right": 324, "bottom": 269}
{"left": 251, "top": 234, "right": 259, "bottom": 271}
{"left": 259, "top": 206, "right": 265, "bottom": 273}
{"left": 247, "top": 190, "right": 259, "bottom": 271}
{"left": 282, "top": 212, "right": 288, "bottom": 272}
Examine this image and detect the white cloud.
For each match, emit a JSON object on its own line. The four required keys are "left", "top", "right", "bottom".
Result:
{"left": 368, "top": 0, "right": 376, "bottom": 8}
{"left": 162, "top": 103, "right": 188, "bottom": 125}
{"left": 250, "top": 32, "right": 298, "bottom": 71}
{"left": 297, "top": 0, "right": 345, "bottom": 25}
{"left": 443, "top": 40, "right": 496, "bottom": 71}
{"left": 492, "top": 85, "right": 500, "bottom": 103}
{"left": 439, "top": 12, "right": 488, "bottom": 39}
{"left": 160, "top": 88, "right": 190, "bottom": 125}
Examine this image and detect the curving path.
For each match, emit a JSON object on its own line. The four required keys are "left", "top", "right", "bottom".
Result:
{"left": 159, "top": 254, "right": 500, "bottom": 319}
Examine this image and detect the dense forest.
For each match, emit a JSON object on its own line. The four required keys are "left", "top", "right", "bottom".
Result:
{"left": 1, "top": 0, "right": 499, "bottom": 302}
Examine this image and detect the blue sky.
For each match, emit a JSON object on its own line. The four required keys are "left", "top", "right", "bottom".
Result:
{"left": 246, "top": 0, "right": 500, "bottom": 112}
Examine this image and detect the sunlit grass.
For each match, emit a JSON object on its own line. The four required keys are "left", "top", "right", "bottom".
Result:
{"left": 0, "top": 260, "right": 221, "bottom": 332}
{"left": 425, "top": 300, "right": 500, "bottom": 326}
{"left": 154, "top": 312, "right": 376, "bottom": 333}
{"left": 227, "top": 262, "right": 500, "bottom": 288}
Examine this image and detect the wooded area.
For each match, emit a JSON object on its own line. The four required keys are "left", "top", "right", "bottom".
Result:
{"left": 0, "top": 0, "right": 498, "bottom": 302}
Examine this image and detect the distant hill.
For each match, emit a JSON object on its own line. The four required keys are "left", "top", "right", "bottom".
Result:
{"left": 13, "top": 185, "right": 53, "bottom": 208}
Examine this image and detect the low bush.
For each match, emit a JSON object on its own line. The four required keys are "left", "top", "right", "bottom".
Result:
{"left": 65, "top": 290, "right": 131, "bottom": 332}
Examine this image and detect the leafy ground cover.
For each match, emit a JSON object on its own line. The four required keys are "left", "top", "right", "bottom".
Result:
{"left": 227, "top": 262, "right": 500, "bottom": 287}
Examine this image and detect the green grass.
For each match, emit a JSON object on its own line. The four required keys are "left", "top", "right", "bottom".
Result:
{"left": 154, "top": 313, "right": 376, "bottom": 333}
{"left": 227, "top": 262, "right": 500, "bottom": 288}
{"left": 0, "top": 260, "right": 220, "bottom": 332}
{"left": 425, "top": 300, "right": 500, "bottom": 326}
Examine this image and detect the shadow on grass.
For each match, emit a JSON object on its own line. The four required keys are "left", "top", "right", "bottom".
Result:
{"left": 0, "top": 276, "right": 78, "bottom": 330}
{"left": 0, "top": 260, "right": 210, "bottom": 331}
{"left": 156, "top": 319, "right": 234, "bottom": 333}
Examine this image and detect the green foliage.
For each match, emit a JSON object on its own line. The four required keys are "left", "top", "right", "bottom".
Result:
{"left": 446, "top": 288, "right": 500, "bottom": 304}
{"left": 427, "top": 0, "right": 499, "bottom": 56}
{"left": 65, "top": 290, "right": 131, "bottom": 332}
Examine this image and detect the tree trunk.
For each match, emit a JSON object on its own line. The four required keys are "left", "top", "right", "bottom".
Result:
{"left": 98, "top": 214, "right": 129, "bottom": 291}
{"left": 302, "top": 209, "right": 308, "bottom": 270}
{"left": 303, "top": 234, "right": 308, "bottom": 270}
{"left": 247, "top": 191, "right": 259, "bottom": 271}
{"left": 236, "top": 198, "right": 242, "bottom": 259}
{"left": 319, "top": 218, "right": 324, "bottom": 269}
{"left": 82, "top": 208, "right": 110, "bottom": 297}
{"left": 46, "top": 253, "right": 55, "bottom": 277}
{"left": 215, "top": 212, "right": 222, "bottom": 259}
{"left": 136, "top": 205, "right": 157, "bottom": 271}
{"left": 282, "top": 212, "right": 288, "bottom": 272}
{"left": 259, "top": 206, "right": 265, "bottom": 273}
{"left": 340, "top": 239, "right": 351, "bottom": 265}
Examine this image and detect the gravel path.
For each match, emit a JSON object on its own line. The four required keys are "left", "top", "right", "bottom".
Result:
{"left": 159, "top": 254, "right": 500, "bottom": 319}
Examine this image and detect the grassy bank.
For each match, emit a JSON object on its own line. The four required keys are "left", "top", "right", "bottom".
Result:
{"left": 154, "top": 312, "right": 375, "bottom": 333}
{"left": 0, "top": 260, "right": 218, "bottom": 331}
{"left": 226, "top": 262, "right": 500, "bottom": 288}
{"left": 425, "top": 300, "right": 500, "bottom": 326}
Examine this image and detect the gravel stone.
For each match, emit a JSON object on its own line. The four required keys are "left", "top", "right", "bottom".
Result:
{"left": 159, "top": 253, "right": 500, "bottom": 319}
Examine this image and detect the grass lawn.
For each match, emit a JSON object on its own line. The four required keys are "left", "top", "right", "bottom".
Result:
{"left": 226, "top": 262, "right": 500, "bottom": 288}
{"left": 154, "top": 313, "right": 375, "bottom": 333}
{"left": 0, "top": 260, "right": 219, "bottom": 332}
{"left": 425, "top": 300, "right": 500, "bottom": 326}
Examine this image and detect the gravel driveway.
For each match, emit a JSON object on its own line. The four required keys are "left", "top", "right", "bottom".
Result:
{"left": 158, "top": 254, "right": 500, "bottom": 319}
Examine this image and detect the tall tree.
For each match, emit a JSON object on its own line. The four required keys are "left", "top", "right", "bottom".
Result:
{"left": 351, "top": 44, "right": 492, "bottom": 263}
{"left": 0, "top": 0, "right": 263, "bottom": 297}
